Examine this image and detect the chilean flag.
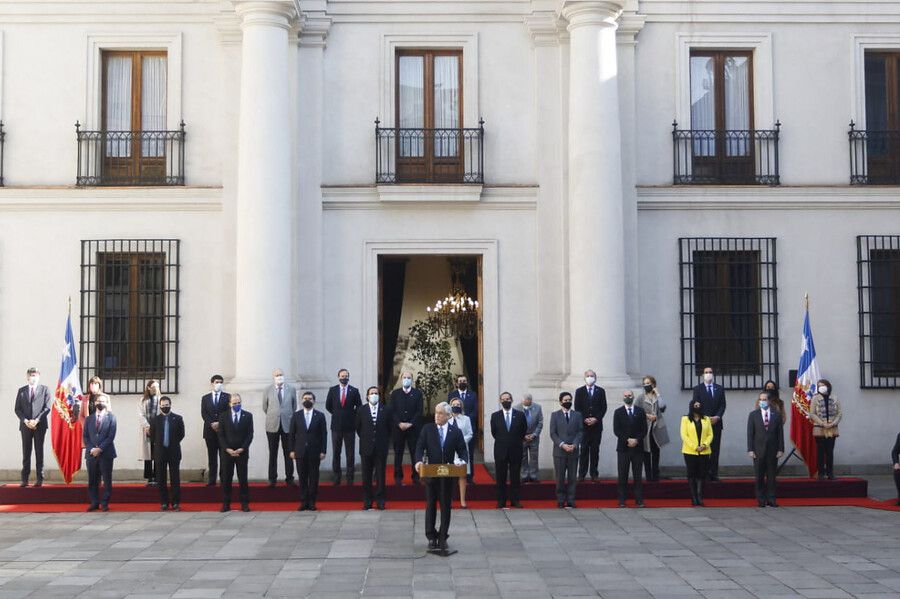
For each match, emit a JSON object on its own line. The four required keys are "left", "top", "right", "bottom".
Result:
{"left": 791, "top": 305, "right": 820, "bottom": 478}
{"left": 51, "top": 314, "right": 84, "bottom": 484}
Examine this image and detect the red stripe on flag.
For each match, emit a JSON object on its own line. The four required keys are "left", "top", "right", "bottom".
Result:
{"left": 790, "top": 385, "right": 818, "bottom": 478}
{"left": 51, "top": 386, "right": 83, "bottom": 484}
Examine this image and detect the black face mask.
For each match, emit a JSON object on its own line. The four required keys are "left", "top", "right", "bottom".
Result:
{"left": 643, "top": 384, "right": 653, "bottom": 393}
{"left": 339, "top": 377, "right": 349, "bottom": 386}
{"left": 561, "top": 401, "right": 572, "bottom": 410}
{"left": 500, "top": 401, "right": 512, "bottom": 410}
{"left": 458, "top": 383, "right": 468, "bottom": 391}
{"left": 451, "top": 405, "right": 462, "bottom": 414}
{"left": 96, "top": 404, "right": 106, "bottom": 412}
{"left": 302, "top": 400, "right": 314, "bottom": 409}
{"left": 691, "top": 405, "right": 702, "bottom": 415}
{"left": 160, "top": 406, "right": 171, "bottom": 415}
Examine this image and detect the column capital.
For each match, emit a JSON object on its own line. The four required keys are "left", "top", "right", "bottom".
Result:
{"left": 558, "top": 1, "right": 625, "bottom": 29}
{"left": 233, "top": 0, "right": 298, "bottom": 30}
{"left": 524, "top": 12, "right": 566, "bottom": 47}
{"left": 297, "top": 12, "right": 332, "bottom": 48}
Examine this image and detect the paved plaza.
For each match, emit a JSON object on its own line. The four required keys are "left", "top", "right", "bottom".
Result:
{"left": 0, "top": 504, "right": 898, "bottom": 599}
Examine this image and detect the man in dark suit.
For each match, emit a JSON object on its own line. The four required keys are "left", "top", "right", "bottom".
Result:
{"left": 390, "top": 371, "right": 423, "bottom": 485}
{"left": 490, "top": 391, "right": 528, "bottom": 508}
{"left": 357, "top": 386, "right": 393, "bottom": 510}
{"left": 82, "top": 395, "right": 116, "bottom": 512}
{"left": 747, "top": 392, "right": 785, "bottom": 507}
{"left": 200, "top": 374, "right": 230, "bottom": 486}
{"left": 289, "top": 391, "right": 328, "bottom": 511}
{"left": 549, "top": 392, "right": 583, "bottom": 508}
{"left": 613, "top": 390, "right": 647, "bottom": 508}
{"left": 691, "top": 366, "right": 726, "bottom": 480}
{"left": 573, "top": 369, "right": 607, "bottom": 482}
{"left": 447, "top": 375, "right": 477, "bottom": 483}
{"left": 415, "top": 402, "right": 468, "bottom": 552}
{"left": 14, "top": 367, "right": 52, "bottom": 487}
{"left": 217, "top": 393, "right": 254, "bottom": 512}
{"left": 325, "top": 368, "right": 361, "bottom": 485}
{"left": 150, "top": 396, "right": 185, "bottom": 511}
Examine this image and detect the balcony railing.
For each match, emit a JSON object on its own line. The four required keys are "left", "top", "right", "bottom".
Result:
{"left": 672, "top": 121, "right": 781, "bottom": 185}
{"left": 76, "top": 121, "right": 185, "bottom": 186}
{"left": 375, "top": 119, "right": 484, "bottom": 184}
{"left": 849, "top": 122, "right": 900, "bottom": 184}
{"left": 0, "top": 121, "right": 5, "bottom": 186}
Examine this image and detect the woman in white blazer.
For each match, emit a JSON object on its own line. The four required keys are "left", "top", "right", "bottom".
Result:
{"left": 450, "top": 397, "right": 474, "bottom": 508}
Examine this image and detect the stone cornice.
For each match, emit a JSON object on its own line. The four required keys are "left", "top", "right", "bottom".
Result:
{"left": 232, "top": 0, "right": 298, "bottom": 29}
{"left": 297, "top": 12, "right": 333, "bottom": 47}
{"left": 524, "top": 11, "right": 565, "bottom": 47}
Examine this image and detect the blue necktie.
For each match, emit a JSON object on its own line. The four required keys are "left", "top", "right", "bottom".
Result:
{"left": 163, "top": 416, "right": 170, "bottom": 448}
{"left": 439, "top": 425, "right": 445, "bottom": 449}
{"left": 505, "top": 412, "right": 511, "bottom": 430}
{"left": 525, "top": 408, "right": 532, "bottom": 427}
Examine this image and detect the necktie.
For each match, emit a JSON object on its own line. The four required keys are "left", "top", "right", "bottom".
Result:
{"left": 525, "top": 407, "right": 532, "bottom": 427}
{"left": 439, "top": 425, "right": 445, "bottom": 449}
{"left": 340, "top": 387, "right": 347, "bottom": 408}
{"left": 628, "top": 408, "right": 633, "bottom": 419}
{"left": 96, "top": 415, "right": 102, "bottom": 429}
{"left": 277, "top": 386, "right": 283, "bottom": 406}
{"left": 233, "top": 413, "right": 238, "bottom": 426}
{"left": 305, "top": 411, "right": 311, "bottom": 429}
{"left": 163, "top": 416, "right": 170, "bottom": 448}
{"left": 214, "top": 392, "right": 219, "bottom": 407}
{"left": 505, "top": 411, "right": 511, "bottom": 431}
{"left": 30, "top": 387, "right": 35, "bottom": 400}
{"left": 764, "top": 411, "right": 769, "bottom": 429}
{"left": 707, "top": 385, "right": 713, "bottom": 398}
{"left": 565, "top": 411, "right": 569, "bottom": 423}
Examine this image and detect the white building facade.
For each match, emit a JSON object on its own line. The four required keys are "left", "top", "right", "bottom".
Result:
{"left": 0, "top": 0, "right": 898, "bottom": 479}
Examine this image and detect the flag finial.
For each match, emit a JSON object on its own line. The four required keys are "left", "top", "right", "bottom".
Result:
{"left": 804, "top": 293, "right": 809, "bottom": 310}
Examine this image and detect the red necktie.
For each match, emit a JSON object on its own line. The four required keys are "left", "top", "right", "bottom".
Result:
{"left": 764, "top": 411, "right": 769, "bottom": 429}
{"left": 30, "top": 387, "right": 35, "bottom": 400}
{"left": 341, "top": 387, "right": 346, "bottom": 408}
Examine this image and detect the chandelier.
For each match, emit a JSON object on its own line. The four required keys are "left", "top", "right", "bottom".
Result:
{"left": 426, "top": 260, "right": 480, "bottom": 340}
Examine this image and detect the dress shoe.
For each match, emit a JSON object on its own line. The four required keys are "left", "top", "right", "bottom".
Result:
{"left": 19, "top": 481, "right": 28, "bottom": 488}
{"left": 758, "top": 501, "right": 766, "bottom": 508}
{"left": 241, "top": 504, "right": 251, "bottom": 512}
{"left": 708, "top": 476, "right": 720, "bottom": 482}
{"left": 362, "top": 504, "right": 372, "bottom": 511}
{"left": 768, "top": 500, "right": 779, "bottom": 508}
{"left": 172, "top": 504, "right": 181, "bottom": 512}
{"left": 87, "top": 504, "right": 99, "bottom": 512}
{"left": 160, "top": 504, "right": 169, "bottom": 511}
{"left": 413, "top": 478, "right": 422, "bottom": 486}
{"left": 395, "top": 479, "right": 404, "bottom": 487}
{"left": 511, "top": 501, "right": 523, "bottom": 508}
{"left": 591, "top": 476, "right": 599, "bottom": 483}
{"left": 286, "top": 479, "right": 297, "bottom": 487}
{"left": 101, "top": 504, "right": 109, "bottom": 512}
{"left": 428, "top": 538, "right": 438, "bottom": 550}
{"left": 827, "top": 475, "right": 835, "bottom": 481}
{"left": 346, "top": 478, "right": 354, "bottom": 485}
{"left": 438, "top": 537, "right": 448, "bottom": 551}
{"left": 35, "top": 479, "right": 43, "bottom": 488}
{"left": 220, "top": 504, "right": 231, "bottom": 512}
{"left": 377, "top": 503, "right": 385, "bottom": 511}
{"left": 147, "top": 479, "right": 157, "bottom": 487}
{"left": 618, "top": 502, "right": 626, "bottom": 508}
{"left": 460, "top": 503, "right": 468, "bottom": 509}
{"left": 333, "top": 478, "right": 341, "bottom": 486}
{"left": 557, "top": 502, "right": 565, "bottom": 509}
{"left": 308, "top": 506, "right": 317, "bottom": 511}
{"left": 577, "top": 476, "right": 586, "bottom": 483}
{"left": 636, "top": 501, "right": 646, "bottom": 508}
{"left": 568, "top": 502, "right": 577, "bottom": 509}
{"left": 206, "top": 481, "right": 216, "bottom": 487}
{"left": 817, "top": 474, "right": 825, "bottom": 481}
{"left": 496, "top": 503, "right": 506, "bottom": 509}
{"left": 297, "top": 505, "right": 307, "bottom": 512}
{"left": 267, "top": 481, "right": 276, "bottom": 488}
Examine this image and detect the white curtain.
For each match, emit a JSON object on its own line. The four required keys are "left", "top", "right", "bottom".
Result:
{"left": 104, "top": 56, "right": 132, "bottom": 157}
{"left": 141, "top": 56, "right": 167, "bottom": 157}
{"left": 724, "top": 56, "right": 750, "bottom": 156}
{"left": 398, "top": 55, "right": 424, "bottom": 157}
{"left": 690, "top": 56, "right": 715, "bottom": 156}
{"left": 433, "top": 55, "right": 459, "bottom": 157}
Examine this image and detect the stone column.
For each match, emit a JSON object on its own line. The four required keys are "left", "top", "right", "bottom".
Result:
{"left": 562, "top": 1, "right": 632, "bottom": 388}
{"left": 232, "top": 0, "right": 295, "bottom": 383}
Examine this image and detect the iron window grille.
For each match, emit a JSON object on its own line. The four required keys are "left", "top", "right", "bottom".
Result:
{"left": 679, "top": 238, "right": 779, "bottom": 390}
{"left": 672, "top": 122, "right": 781, "bottom": 185}
{"left": 849, "top": 122, "right": 900, "bottom": 184}
{"left": 857, "top": 235, "right": 900, "bottom": 388}
{"left": 75, "top": 121, "right": 185, "bottom": 186}
{"left": 80, "top": 240, "right": 180, "bottom": 395}
{"left": 375, "top": 119, "right": 484, "bottom": 184}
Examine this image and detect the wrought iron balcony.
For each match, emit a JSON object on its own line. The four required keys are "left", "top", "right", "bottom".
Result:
{"left": 0, "top": 121, "right": 5, "bottom": 186}
{"left": 76, "top": 122, "right": 185, "bottom": 186}
{"left": 849, "top": 122, "right": 900, "bottom": 184}
{"left": 375, "top": 119, "right": 484, "bottom": 184}
{"left": 672, "top": 121, "right": 781, "bottom": 185}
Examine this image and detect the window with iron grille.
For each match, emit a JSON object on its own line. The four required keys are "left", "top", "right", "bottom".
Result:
{"left": 858, "top": 235, "right": 900, "bottom": 388}
{"left": 679, "top": 238, "right": 778, "bottom": 390}
{"left": 80, "top": 240, "right": 180, "bottom": 394}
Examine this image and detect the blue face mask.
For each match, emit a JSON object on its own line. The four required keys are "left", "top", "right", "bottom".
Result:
{"left": 759, "top": 401, "right": 769, "bottom": 410}
{"left": 232, "top": 404, "right": 241, "bottom": 413}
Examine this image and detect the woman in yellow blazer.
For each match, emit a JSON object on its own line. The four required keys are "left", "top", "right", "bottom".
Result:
{"left": 681, "top": 399, "right": 714, "bottom": 506}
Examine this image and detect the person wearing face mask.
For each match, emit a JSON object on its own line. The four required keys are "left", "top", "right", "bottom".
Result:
{"left": 490, "top": 392, "right": 528, "bottom": 508}
{"left": 516, "top": 393, "right": 543, "bottom": 483}
{"left": 262, "top": 368, "right": 298, "bottom": 488}
{"left": 447, "top": 375, "right": 478, "bottom": 484}
{"left": 550, "top": 392, "right": 583, "bottom": 508}
{"left": 138, "top": 380, "right": 162, "bottom": 487}
{"left": 217, "top": 394, "right": 254, "bottom": 512}
{"left": 762, "top": 380, "right": 785, "bottom": 421}
{"left": 83, "top": 394, "right": 116, "bottom": 512}
{"left": 390, "top": 371, "right": 424, "bottom": 486}
{"left": 448, "top": 398, "right": 473, "bottom": 508}
{"left": 680, "top": 400, "right": 713, "bottom": 506}
{"left": 200, "top": 374, "right": 231, "bottom": 486}
{"left": 75, "top": 376, "right": 108, "bottom": 423}
{"left": 573, "top": 369, "right": 607, "bottom": 482}
{"left": 809, "top": 379, "right": 841, "bottom": 480}
{"left": 355, "top": 386, "right": 393, "bottom": 510}
{"left": 634, "top": 375, "right": 669, "bottom": 482}
{"left": 325, "top": 369, "right": 362, "bottom": 485}
{"left": 149, "top": 397, "right": 184, "bottom": 511}
{"left": 613, "top": 391, "right": 648, "bottom": 507}
{"left": 747, "top": 392, "right": 784, "bottom": 507}
{"left": 691, "top": 367, "right": 726, "bottom": 481}
{"left": 891, "top": 432, "right": 900, "bottom": 506}
{"left": 14, "top": 367, "right": 52, "bottom": 487}
{"left": 289, "top": 392, "right": 327, "bottom": 511}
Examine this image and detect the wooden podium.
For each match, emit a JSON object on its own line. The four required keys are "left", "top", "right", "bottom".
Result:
{"left": 419, "top": 463, "right": 466, "bottom": 479}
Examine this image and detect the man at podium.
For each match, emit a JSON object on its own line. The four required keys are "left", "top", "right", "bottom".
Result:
{"left": 415, "top": 402, "right": 468, "bottom": 553}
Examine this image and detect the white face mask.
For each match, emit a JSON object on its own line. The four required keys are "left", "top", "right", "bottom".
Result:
{"left": 703, "top": 373, "right": 714, "bottom": 383}
{"left": 585, "top": 376, "right": 596, "bottom": 386}
{"left": 369, "top": 394, "right": 380, "bottom": 405}
{"left": 213, "top": 383, "right": 223, "bottom": 393}
{"left": 28, "top": 375, "right": 39, "bottom": 386}
{"left": 274, "top": 375, "right": 285, "bottom": 385}
{"left": 402, "top": 377, "right": 412, "bottom": 389}
{"left": 817, "top": 385, "right": 829, "bottom": 395}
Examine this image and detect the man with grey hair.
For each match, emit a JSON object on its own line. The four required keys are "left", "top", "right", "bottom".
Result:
{"left": 262, "top": 368, "right": 297, "bottom": 487}
{"left": 415, "top": 402, "right": 468, "bottom": 552}
{"left": 390, "top": 371, "right": 423, "bottom": 485}
{"left": 15, "top": 367, "right": 51, "bottom": 487}
{"left": 516, "top": 393, "right": 543, "bottom": 482}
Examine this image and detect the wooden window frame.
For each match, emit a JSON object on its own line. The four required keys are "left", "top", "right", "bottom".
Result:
{"left": 863, "top": 51, "right": 900, "bottom": 181}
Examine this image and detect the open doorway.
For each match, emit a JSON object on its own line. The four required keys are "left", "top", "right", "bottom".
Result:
{"left": 378, "top": 255, "right": 483, "bottom": 449}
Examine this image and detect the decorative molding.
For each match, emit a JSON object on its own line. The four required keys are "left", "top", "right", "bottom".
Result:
{"left": 616, "top": 11, "right": 646, "bottom": 44}
{"left": 850, "top": 34, "right": 900, "bottom": 128}
{"left": 524, "top": 12, "right": 564, "bottom": 47}
{"left": 0, "top": 186, "right": 224, "bottom": 212}
{"left": 297, "top": 12, "right": 332, "bottom": 47}
{"left": 636, "top": 185, "right": 900, "bottom": 210}
{"left": 232, "top": 0, "right": 298, "bottom": 30}
{"left": 558, "top": 0, "right": 626, "bottom": 29}
{"left": 322, "top": 185, "right": 537, "bottom": 210}
{"left": 376, "top": 184, "right": 483, "bottom": 203}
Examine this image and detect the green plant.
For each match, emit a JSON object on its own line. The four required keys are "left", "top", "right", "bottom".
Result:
{"left": 408, "top": 317, "right": 454, "bottom": 415}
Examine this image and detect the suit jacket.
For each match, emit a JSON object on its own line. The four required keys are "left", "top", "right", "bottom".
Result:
{"left": 217, "top": 409, "right": 254, "bottom": 455}
{"left": 447, "top": 389, "right": 478, "bottom": 423}
{"left": 746, "top": 408, "right": 784, "bottom": 460}
{"left": 612, "top": 405, "right": 648, "bottom": 452}
{"left": 680, "top": 415, "right": 714, "bottom": 455}
{"left": 150, "top": 412, "right": 185, "bottom": 461}
{"left": 892, "top": 432, "right": 900, "bottom": 465}
{"left": 449, "top": 414, "right": 474, "bottom": 444}
{"left": 692, "top": 382, "right": 727, "bottom": 428}
{"left": 262, "top": 383, "right": 297, "bottom": 433}
{"left": 390, "top": 387, "right": 423, "bottom": 429}
{"left": 809, "top": 393, "right": 842, "bottom": 438}
{"left": 574, "top": 385, "right": 608, "bottom": 431}
{"left": 289, "top": 409, "right": 328, "bottom": 458}
{"left": 515, "top": 402, "right": 544, "bottom": 439}
{"left": 15, "top": 384, "right": 52, "bottom": 431}
{"left": 415, "top": 422, "right": 468, "bottom": 466}
{"left": 356, "top": 403, "right": 393, "bottom": 457}
{"left": 490, "top": 409, "right": 528, "bottom": 461}
{"left": 549, "top": 409, "right": 583, "bottom": 458}
{"left": 200, "top": 391, "right": 231, "bottom": 440}
{"left": 82, "top": 412, "right": 117, "bottom": 459}
{"left": 325, "top": 384, "right": 362, "bottom": 432}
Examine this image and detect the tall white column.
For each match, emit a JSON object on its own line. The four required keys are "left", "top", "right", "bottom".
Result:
{"left": 562, "top": 1, "right": 632, "bottom": 387}
{"left": 233, "top": 0, "right": 295, "bottom": 382}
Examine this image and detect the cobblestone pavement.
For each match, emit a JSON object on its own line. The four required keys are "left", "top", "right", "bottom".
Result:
{"left": 0, "top": 506, "right": 898, "bottom": 598}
